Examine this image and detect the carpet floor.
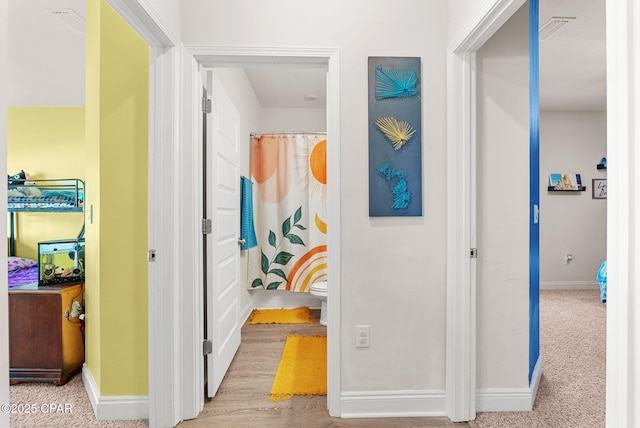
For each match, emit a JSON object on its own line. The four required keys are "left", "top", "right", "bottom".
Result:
{"left": 475, "top": 289, "right": 606, "bottom": 427}
{"left": 9, "top": 372, "right": 148, "bottom": 427}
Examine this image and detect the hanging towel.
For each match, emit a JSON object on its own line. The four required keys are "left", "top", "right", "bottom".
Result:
{"left": 240, "top": 176, "right": 258, "bottom": 250}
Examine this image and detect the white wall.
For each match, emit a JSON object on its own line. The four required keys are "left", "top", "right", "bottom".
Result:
{"left": 540, "top": 111, "right": 607, "bottom": 289}
{"left": 145, "top": 0, "right": 181, "bottom": 39}
{"left": 182, "top": 0, "right": 450, "bottom": 394}
{"left": 259, "top": 108, "right": 326, "bottom": 133}
{"left": 447, "top": 0, "right": 491, "bottom": 42}
{"left": 476, "top": 3, "right": 530, "bottom": 389}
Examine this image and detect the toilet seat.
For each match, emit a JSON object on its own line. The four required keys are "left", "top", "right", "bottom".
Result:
{"left": 310, "top": 281, "right": 327, "bottom": 295}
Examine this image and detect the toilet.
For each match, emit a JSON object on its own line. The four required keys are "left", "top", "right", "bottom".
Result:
{"left": 309, "top": 281, "right": 328, "bottom": 326}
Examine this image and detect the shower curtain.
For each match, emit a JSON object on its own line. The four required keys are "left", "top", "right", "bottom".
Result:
{"left": 248, "top": 133, "right": 327, "bottom": 292}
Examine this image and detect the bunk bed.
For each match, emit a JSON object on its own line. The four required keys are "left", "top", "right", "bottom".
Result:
{"left": 7, "top": 176, "right": 86, "bottom": 384}
{"left": 8, "top": 177, "right": 85, "bottom": 258}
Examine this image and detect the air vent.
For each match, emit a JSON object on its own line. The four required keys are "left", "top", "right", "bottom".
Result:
{"left": 539, "top": 16, "right": 575, "bottom": 41}
{"left": 47, "top": 8, "right": 86, "bottom": 34}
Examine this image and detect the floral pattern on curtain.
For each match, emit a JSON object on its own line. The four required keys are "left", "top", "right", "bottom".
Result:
{"left": 248, "top": 134, "right": 327, "bottom": 292}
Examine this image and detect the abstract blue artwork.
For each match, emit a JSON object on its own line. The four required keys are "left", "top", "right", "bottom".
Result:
{"left": 368, "top": 57, "right": 422, "bottom": 217}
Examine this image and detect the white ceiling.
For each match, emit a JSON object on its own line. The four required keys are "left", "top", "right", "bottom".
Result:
{"left": 243, "top": 67, "right": 327, "bottom": 109}
{"left": 539, "top": 0, "right": 606, "bottom": 111}
{"left": 8, "top": 0, "right": 605, "bottom": 112}
{"left": 8, "top": 0, "right": 86, "bottom": 107}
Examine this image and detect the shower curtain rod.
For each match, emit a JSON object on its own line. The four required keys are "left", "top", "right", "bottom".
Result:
{"left": 250, "top": 131, "right": 327, "bottom": 136}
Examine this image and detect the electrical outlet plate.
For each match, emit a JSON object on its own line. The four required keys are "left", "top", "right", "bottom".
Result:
{"left": 355, "top": 325, "right": 370, "bottom": 348}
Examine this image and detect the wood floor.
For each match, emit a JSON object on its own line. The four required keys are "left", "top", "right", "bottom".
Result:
{"left": 177, "top": 309, "right": 475, "bottom": 428}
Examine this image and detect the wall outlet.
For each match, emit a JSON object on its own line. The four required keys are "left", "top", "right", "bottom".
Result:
{"left": 355, "top": 325, "right": 370, "bottom": 348}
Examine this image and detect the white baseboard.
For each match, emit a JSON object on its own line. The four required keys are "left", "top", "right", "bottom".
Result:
{"left": 476, "top": 357, "right": 543, "bottom": 413}
{"left": 540, "top": 280, "right": 599, "bottom": 290}
{"left": 83, "top": 366, "right": 149, "bottom": 421}
{"left": 340, "top": 390, "right": 446, "bottom": 418}
{"left": 529, "top": 356, "right": 543, "bottom": 409}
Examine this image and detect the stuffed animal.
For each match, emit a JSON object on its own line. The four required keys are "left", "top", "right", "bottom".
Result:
{"left": 7, "top": 170, "right": 42, "bottom": 197}
{"left": 8, "top": 170, "right": 26, "bottom": 186}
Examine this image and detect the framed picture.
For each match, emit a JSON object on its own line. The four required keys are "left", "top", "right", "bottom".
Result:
{"left": 368, "top": 56, "right": 422, "bottom": 217}
{"left": 549, "top": 173, "right": 583, "bottom": 190}
{"left": 592, "top": 179, "right": 607, "bottom": 199}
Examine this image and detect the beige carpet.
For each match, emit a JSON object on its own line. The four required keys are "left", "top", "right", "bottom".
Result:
{"left": 8, "top": 289, "right": 605, "bottom": 427}
{"left": 476, "top": 289, "right": 606, "bottom": 428}
{"left": 9, "top": 373, "right": 148, "bottom": 427}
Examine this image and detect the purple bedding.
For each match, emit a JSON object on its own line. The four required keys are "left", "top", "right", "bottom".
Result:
{"left": 8, "top": 265, "right": 38, "bottom": 288}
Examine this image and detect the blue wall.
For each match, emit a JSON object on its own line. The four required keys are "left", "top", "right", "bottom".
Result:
{"left": 529, "top": 0, "right": 541, "bottom": 383}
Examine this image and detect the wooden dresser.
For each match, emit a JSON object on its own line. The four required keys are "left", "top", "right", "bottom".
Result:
{"left": 8, "top": 282, "right": 85, "bottom": 385}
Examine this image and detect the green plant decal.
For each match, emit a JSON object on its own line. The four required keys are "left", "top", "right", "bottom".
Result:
{"left": 251, "top": 207, "right": 307, "bottom": 290}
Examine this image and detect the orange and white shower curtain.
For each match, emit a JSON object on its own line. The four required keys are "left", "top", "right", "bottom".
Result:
{"left": 248, "top": 133, "right": 327, "bottom": 292}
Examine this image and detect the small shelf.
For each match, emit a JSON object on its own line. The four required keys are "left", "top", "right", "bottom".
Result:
{"left": 548, "top": 186, "right": 586, "bottom": 192}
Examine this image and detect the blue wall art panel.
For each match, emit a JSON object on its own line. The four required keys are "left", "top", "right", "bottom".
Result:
{"left": 368, "top": 56, "right": 422, "bottom": 217}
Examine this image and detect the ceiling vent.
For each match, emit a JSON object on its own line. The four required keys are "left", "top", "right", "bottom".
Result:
{"left": 47, "top": 8, "right": 86, "bottom": 34}
{"left": 539, "top": 16, "right": 575, "bottom": 41}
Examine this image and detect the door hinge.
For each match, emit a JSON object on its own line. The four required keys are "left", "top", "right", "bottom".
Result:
{"left": 470, "top": 248, "right": 478, "bottom": 259}
{"left": 202, "top": 218, "right": 212, "bottom": 234}
{"left": 148, "top": 250, "right": 156, "bottom": 262}
{"left": 202, "top": 97, "right": 212, "bottom": 114}
{"left": 203, "top": 339, "right": 213, "bottom": 355}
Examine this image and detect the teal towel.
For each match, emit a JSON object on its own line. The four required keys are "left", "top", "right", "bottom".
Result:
{"left": 240, "top": 176, "right": 258, "bottom": 250}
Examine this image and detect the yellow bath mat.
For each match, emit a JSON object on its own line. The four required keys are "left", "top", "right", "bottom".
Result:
{"left": 247, "top": 306, "right": 314, "bottom": 325}
{"left": 270, "top": 334, "right": 327, "bottom": 401}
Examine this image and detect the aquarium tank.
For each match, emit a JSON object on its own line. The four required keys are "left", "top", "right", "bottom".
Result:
{"left": 38, "top": 238, "right": 85, "bottom": 286}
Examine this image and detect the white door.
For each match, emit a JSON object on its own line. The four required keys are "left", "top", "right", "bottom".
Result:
{"left": 205, "top": 70, "right": 242, "bottom": 397}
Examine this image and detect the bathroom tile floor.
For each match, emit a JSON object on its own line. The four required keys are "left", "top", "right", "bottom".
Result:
{"left": 177, "top": 309, "right": 476, "bottom": 428}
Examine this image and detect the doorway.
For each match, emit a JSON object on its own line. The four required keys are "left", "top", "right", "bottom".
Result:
{"left": 185, "top": 46, "right": 342, "bottom": 419}
{"left": 447, "top": 0, "right": 621, "bottom": 424}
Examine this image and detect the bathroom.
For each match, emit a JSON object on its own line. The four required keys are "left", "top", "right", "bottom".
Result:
{"left": 203, "top": 64, "right": 330, "bottom": 327}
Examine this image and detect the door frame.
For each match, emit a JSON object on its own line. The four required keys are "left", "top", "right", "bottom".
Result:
{"left": 104, "top": 1, "right": 181, "bottom": 426}
{"left": 447, "top": 0, "right": 634, "bottom": 425}
{"left": 183, "top": 45, "right": 343, "bottom": 418}
{"left": 603, "top": 1, "right": 638, "bottom": 427}
{"left": 446, "top": 0, "right": 527, "bottom": 420}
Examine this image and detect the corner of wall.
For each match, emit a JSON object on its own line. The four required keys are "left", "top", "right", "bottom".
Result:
{"left": 83, "top": 366, "right": 148, "bottom": 421}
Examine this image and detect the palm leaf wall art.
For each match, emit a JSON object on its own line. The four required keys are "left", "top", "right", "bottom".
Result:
{"left": 374, "top": 116, "right": 416, "bottom": 150}
{"left": 375, "top": 64, "right": 419, "bottom": 99}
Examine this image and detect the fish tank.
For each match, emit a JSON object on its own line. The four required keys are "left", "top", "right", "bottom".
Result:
{"left": 38, "top": 238, "right": 85, "bottom": 286}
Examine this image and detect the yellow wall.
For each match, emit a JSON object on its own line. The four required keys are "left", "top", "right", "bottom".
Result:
{"left": 85, "top": 0, "right": 149, "bottom": 396}
{"left": 7, "top": 107, "right": 85, "bottom": 259}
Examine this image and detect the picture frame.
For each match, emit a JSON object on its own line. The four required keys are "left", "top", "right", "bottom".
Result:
{"left": 549, "top": 173, "right": 584, "bottom": 191}
{"left": 592, "top": 179, "right": 607, "bottom": 199}
{"left": 368, "top": 56, "right": 422, "bottom": 217}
